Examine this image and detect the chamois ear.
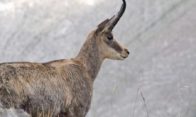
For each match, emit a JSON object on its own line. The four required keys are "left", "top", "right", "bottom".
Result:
{"left": 95, "top": 19, "right": 110, "bottom": 34}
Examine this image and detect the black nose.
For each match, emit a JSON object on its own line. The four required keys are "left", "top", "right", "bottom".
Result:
{"left": 125, "top": 49, "right": 129, "bottom": 55}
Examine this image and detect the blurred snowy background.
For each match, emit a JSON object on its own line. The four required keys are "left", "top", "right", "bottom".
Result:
{"left": 0, "top": 0, "right": 196, "bottom": 117}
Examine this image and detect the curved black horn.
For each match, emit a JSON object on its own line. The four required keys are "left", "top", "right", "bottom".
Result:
{"left": 108, "top": 0, "right": 126, "bottom": 30}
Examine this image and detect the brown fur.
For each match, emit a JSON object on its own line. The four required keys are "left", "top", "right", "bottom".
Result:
{"left": 0, "top": 29, "right": 128, "bottom": 117}
{"left": 0, "top": 59, "right": 92, "bottom": 117}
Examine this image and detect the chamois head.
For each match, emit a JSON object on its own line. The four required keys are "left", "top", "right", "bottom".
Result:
{"left": 95, "top": 0, "right": 129, "bottom": 60}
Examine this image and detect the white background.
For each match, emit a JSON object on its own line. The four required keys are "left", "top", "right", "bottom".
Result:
{"left": 0, "top": 0, "right": 196, "bottom": 117}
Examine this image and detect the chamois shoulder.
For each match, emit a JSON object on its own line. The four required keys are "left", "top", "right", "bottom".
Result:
{"left": 43, "top": 59, "right": 84, "bottom": 68}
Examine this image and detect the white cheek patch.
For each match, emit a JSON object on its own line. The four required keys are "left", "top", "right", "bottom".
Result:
{"left": 106, "top": 46, "right": 123, "bottom": 60}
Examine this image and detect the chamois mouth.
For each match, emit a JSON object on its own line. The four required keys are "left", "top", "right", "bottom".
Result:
{"left": 120, "top": 48, "right": 129, "bottom": 59}
{"left": 121, "top": 55, "right": 128, "bottom": 59}
{"left": 120, "top": 51, "right": 129, "bottom": 59}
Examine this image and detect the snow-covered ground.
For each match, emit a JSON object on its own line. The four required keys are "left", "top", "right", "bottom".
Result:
{"left": 0, "top": 0, "right": 196, "bottom": 117}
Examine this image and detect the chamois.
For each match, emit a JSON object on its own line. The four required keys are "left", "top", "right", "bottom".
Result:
{"left": 0, "top": 0, "right": 129, "bottom": 117}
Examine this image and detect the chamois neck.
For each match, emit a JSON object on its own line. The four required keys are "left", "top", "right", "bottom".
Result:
{"left": 75, "top": 32, "right": 104, "bottom": 81}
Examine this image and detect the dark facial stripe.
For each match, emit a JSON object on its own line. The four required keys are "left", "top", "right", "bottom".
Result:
{"left": 106, "top": 40, "right": 123, "bottom": 53}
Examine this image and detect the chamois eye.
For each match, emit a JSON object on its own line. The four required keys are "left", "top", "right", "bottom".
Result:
{"left": 107, "top": 35, "right": 113, "bottom": 41}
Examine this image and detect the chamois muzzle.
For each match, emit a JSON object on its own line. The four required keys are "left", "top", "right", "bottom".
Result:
{"left": 108, "top": 0, "right": 126, "bottom": 30}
